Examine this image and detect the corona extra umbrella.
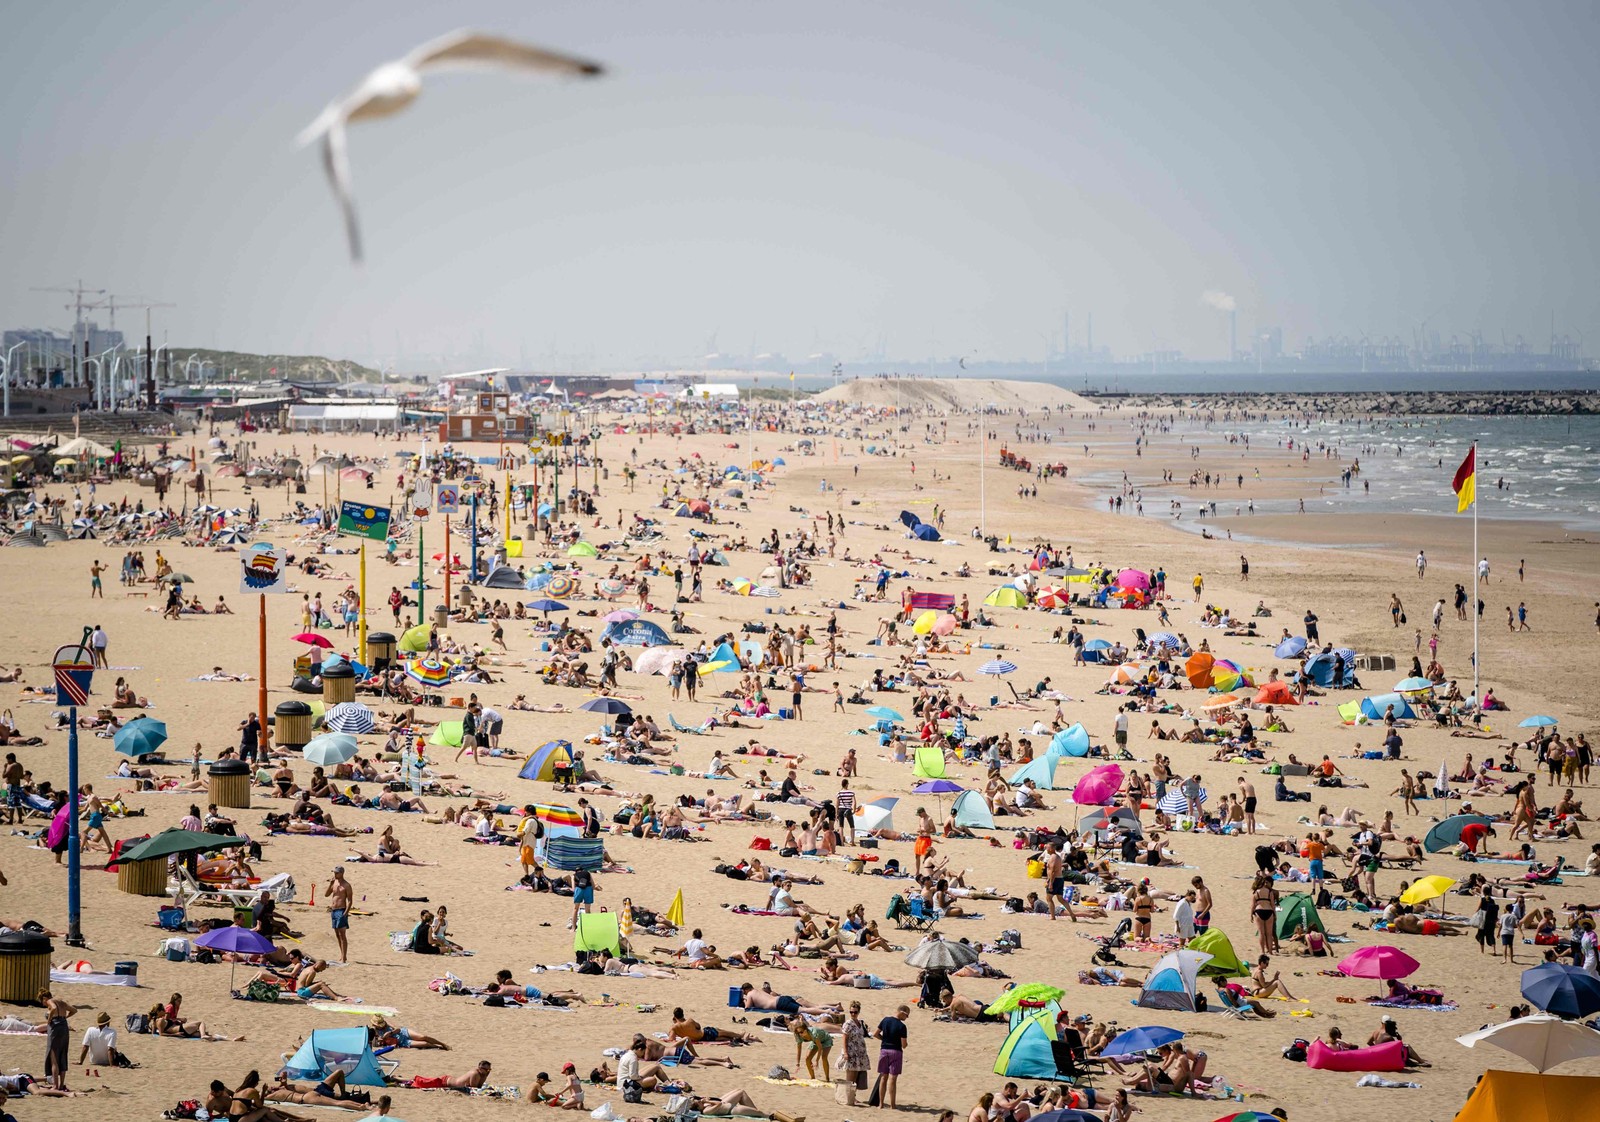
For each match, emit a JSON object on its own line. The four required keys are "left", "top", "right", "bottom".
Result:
{"left": 113, "top": 719, "right": 169, "bottom": 758}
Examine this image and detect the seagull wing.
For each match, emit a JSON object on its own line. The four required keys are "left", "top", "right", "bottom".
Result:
{"left": 319, "top": 122, "right": 364, "bottom": 264}
{"left": 405, "top": 28, "right": 604, "bottom": 77}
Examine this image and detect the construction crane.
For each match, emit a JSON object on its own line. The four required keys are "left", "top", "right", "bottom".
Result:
{"left": 30, "top": 281, "right": 106, "bottom": 383}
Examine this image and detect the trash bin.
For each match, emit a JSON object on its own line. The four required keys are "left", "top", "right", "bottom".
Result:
{"left": 117, "top": 857, "right": 169, "bottom": 897}
{"left": 274, "top": 700, "right": 313, "bottom": 750}
{"left": 0, "top": 931, "right": 53, "bottom": 1003}
{"left": 432, "top": 604, "right": 449, "bottom": 631}
{"left": 366, "top": 631, "right": 396, "bottom": 672}
{"left": 321, "top": 661, "right": 356, "bottom": 705}
{"left": 208, "top": 758, "right": 252, "bottom": 809}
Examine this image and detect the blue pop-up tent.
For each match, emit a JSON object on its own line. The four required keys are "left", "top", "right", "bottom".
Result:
{"left": 1359, "top": 693, "right": 1415, "bottom": 720}
{"left": 283, "top": 1027, "right": 387, "bottom": 1086}
{"left": 1008, "top": 754, "right": 1062, "bottom": 789}
{"left": 1306, "top": 651, "right": 1358, "bottom": 687}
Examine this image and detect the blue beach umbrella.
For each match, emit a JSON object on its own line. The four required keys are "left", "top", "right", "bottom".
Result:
{"left": 525, "top": 598, "right": 569, "bottom": 616}
{"left": 1394, "top": 677, "right": 1435, "bottom": 693}
{"left": 579, "top": 697, "right": 632, "bottom": 715}
{"left": 303, "top": 733, "right": 359, "bottom": 766}
{"left": 1103, "top": 1025, "right": 1185, "bottom": 1055}
{"left": 113, "top": 719, "right": 169, "bottom": 758}
{"left": 1274, "top": 636, "right": 1307, "bottom": 659}
{"left": 1519, "top": 715, "right": 1558, "bottom": 728}
{"left": 1083, "top": 638, "right": 1112, "bottom": 652}
{"left": 978, "top": 659, "right": 1018, "bottom": 676}
{"left": 864, "top": 705, "right": 904, "bottom": 722}
{"left": 1521, "top": 962, "right": 1600, "bottom": 1019}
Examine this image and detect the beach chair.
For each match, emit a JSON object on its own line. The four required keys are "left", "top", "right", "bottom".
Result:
{"left": 895, "top": 897, "right": 936, "bottom": 932}
{"left": 169, "top": 867, "right": 261, "bottom": 911}
{"left": 1213, "top": 987, "right": 1260, "bottom": 1020}
{"left": 668, "top": 714, "right": 703, "bottom": 736}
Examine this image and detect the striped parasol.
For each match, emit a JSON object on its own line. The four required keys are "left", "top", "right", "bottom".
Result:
{"left": 324, "top": 701, "right": 376, "bottom": 735}
{"left": 978, "top": 659, "right": 1018, "bottom": 676}
{"left": 545, "top": 574, "right": 579, "bottom": 597}
{"left": 531, "top": 804, "right": 583, "bottom": 829}
{"left": 1157, "top": 786, "right": 1207, "bottom": 815}
{"left": 406, "top": 658, "right": 452, "bottom": 687}
{"left": 596, "top": 577, "right": 628, "bottom": 599}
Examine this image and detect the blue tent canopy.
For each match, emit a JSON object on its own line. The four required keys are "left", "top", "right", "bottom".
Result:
{"left": 1359, "top": 693, "right": 1415, "bottom": 720}
{"left": 951, "top": 789, "right": 994, "bottom": 829}
{"left": 1049, "top": 724, "right": 1090, "bottom": 758}
{"left": 1305, "top": 650, "right": 1358, "bottom": 687}
{"left": 1008, "top": 754, "right": 1062, "bottom": 789}
{"left": 992, "top": 1012, "right": 1061, "bottom": 1081}
{"left": 706, "top": 641, "right": 742, "bottom": 669}
{"left": 283, "top": 1027, "right": 387, "bottom": 1087}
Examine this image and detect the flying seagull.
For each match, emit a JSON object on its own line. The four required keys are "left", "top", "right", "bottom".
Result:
{"left": 296, "top": 29, "right": 604, "bottom": 262}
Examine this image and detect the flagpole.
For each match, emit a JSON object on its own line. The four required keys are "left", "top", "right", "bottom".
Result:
{"left": 1472, "top": 441, "right": 1480, "bottom": 714}
{"left": 358, "top": 542, "right": 368, "bottom": 665}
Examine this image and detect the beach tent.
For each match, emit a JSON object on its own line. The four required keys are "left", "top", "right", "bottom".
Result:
{"left": 1359, "top": 693, "right": 1416, "bottom": 721}
{"left": 674, "top": 503, "right": 692, "bottom": 517}
{"left": 1305, "top": 651, "right": 1357, "bottom": 687}
{"left": 1008, "top": 754, "right": 1062, "bottom": 790}
{"left": 483, "top": 566, "right": 524, "bottom": 589}
{"left": 283, "top": 1028, "right": 387, "bottom": 1087}
{"left": 984, "top": 586, "right": 1028, "bottom": 609}
{"left": 911, "top": 744, "right": 948, "bottom": 780}
{"left": 1186, "top": 928, "right": 1248, "bottom": 977}
{"left": 951, "top": 790, "right": 995, "bottom": 830}
{"left": 519, "top": 740, "right": 575, "bottom": 782}
{"left": 912, "top": 523, "right": 941, "bottom": 541}
{"left": 1136, "top": 948, "right": 1212, "bottom": 1012}
{"left": 573, "top": 911, "right": 621, "bottom": 957}
{"left": 706, "top": 641, "right": 742, "bottom": 669}
{"left": 1275, "top": 892, "right": 1325, "bottom": 938}
{"left": 854, "top": 797, "right": 898, "bottom": 834}
{"left": 991, "top": 1012, "right": 1063, "bottom": 1081}
{"left": 602, "top": 620, "right": 671, "bottom": 647}
{"left": 1049, "top": 724, "right": 1090, "bottom": 758}
{"left": 545, "top": 835, "right": 604, "bottom": 871}
{"left": 427, "top": 721, "right": 463, "bottom": 748}
{"left": 734, "top": 639, "right": 765, "bottom": 666}
{"left": 1254, "top": 681, "right": 1298, "bottom": 707}
{"left": 1009, "top": 998, "right": 1061, "bottom": 1031}
{"left": 1451, "top": 1069, "right": 1600, "bottom": 1122}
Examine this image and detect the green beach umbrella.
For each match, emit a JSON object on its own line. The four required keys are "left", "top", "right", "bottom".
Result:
{"left": 985, "top": 983, "right": 1067, "bottom": 1016}
{"left": 118, "top": 828, "right": 247, "bottom": 864}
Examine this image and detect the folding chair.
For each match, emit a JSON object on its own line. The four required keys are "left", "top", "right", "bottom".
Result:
{"left": 169, "top": 867, "right": 261, "bottom": 910}
{"left": 896, "top": 897, "right": 936, "bottom": 932}
{"left": 1213, "top": 986, "right": 1260, "bottom": 1020}
{"left": 668, "top": 714, "right": 703, "bottom": 736}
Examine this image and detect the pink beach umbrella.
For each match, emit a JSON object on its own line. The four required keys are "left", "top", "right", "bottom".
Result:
{"left": 1115, "top": 568, "right": 1151, "bottom": 591}
{"left": 1336, "top": 946, "right": 1420, "bottom": 980}
{"left": 1072, "top": 764, "right": 1124, "bottom": 807}
{"left": 931, "top": 613, "right": 958, "bottom": 636}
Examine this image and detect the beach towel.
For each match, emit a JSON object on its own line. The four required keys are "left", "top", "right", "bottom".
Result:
{"left": 309, "top": 1002, "right": 398, "bottom": 1016}
{"left": 49, "top": 968, "right": 139, "bottom": 987}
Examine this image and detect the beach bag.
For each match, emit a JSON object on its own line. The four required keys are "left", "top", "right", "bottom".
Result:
{"left": 126, "top": 1012, "right": 151, "bottom": 1034}
{"left": 749, "top": 837, "right": 772, "bottom": 851}
{"left": 1025, "top": 858, "right": 1045, "bottom": 879}
{"left": 161, "top": 937, "right": 190, "bottom": 962}
{"left": 622, "top": 1078, "right": 645, "bottom": 1104}
{"left": 157, "top": 906, "right": 186, "bottom": 930}
{"left": 246, "top": 979, "right": 281, "bottom": 1002}
{"left": 835, "top": 1079, "right": 858, "bottom": 1106}
{"left": 1284, "top": 1038, "right": 1309, "bottom": 1062}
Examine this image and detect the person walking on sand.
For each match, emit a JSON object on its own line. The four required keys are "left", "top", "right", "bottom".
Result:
{"left": 89, "top": 561, "right": 105, "bottom": 598}
{"left": 1517, "top": 602, "right": 1530, "bottom": 631}
{"left": 1389, "top": 593, "right": 1404, "bottom": 628}
{"left": 1416, "top": 550, "right": 1426, "bottom": 580}
{"left": 871, "top": 1004, "right": 909, "bottom": 1110}
{"left": 1192, "top": 573, "right": 1203, "bottom": 602}
{"left": 1238, "top": 777, "right": 1257, "bottom": 835}
{"left": 325, "top": 866, "right": 353, "bottom": 963}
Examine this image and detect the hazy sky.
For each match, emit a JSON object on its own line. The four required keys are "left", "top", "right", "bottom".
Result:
{"left": 3, "top": 1, "right": 1596, "bottom": 370}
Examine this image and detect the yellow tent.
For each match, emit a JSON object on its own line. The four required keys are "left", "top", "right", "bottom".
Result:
{"left": 984, "top": 587, "right": 1028, "bottom": 609}
{"left": 1452, "top": 1070, "right": 1600, "bottom": 1122}
{"left": 912, "top": 744, "right": 947, "bottom": 779}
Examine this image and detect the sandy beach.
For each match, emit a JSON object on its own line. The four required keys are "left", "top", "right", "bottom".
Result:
{"left": 1, "top": 379, "right": 1596, "bottom": 1122}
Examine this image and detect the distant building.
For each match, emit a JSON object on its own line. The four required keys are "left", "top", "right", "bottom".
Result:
{"left": 1253, "top": 326, "right": 1283, "bottom": 366}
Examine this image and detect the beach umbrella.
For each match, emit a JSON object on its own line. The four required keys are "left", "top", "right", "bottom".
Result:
{"left": 397, "top": 623, "right": 432, "bottom": 653}
{"left": 406, "top": 658, "right": 452, "bottom": 687}
{"left": 854, "top": 796, "right": 898, "bottom": 834}
{"left": 913, "top": 778, "right": 964, "bottom": 817}
{"left": 1050, "top": 724, "right": 1090, "bottom": 758}
{"left": 984, "top": 983, "right": 1066, "bottom": 1016}
{"left": 118, "top": 828, "right": 246, "bottom": 863}
{"left": 1521, "top": 963, "right": 1600, "bottom": 1019}
{"left": 1423, "top": 814, "right": 1492, "bottom": 853}
{"left": 1201, "top": 693, "right": 1243, "bottom": 710}
{"left": 631, "top": 647, "right": 686, "bottom": 675}
{"left": 159, "top": 572, "right": 196, "bottom": 584}
{"left": 1519, "top": 715, "right": 1558, "bottom": 728}
{"left": 978, "top": 659, "right": 1018, "bottom": 676}
{"left": 303, "top": 733, "right": 359, "bottom": 766}
{"left": 1456, "top": 1013, "right": 1600, "bottom": 1072}
{"left": 1273, "top": 636, "right": 1307, "bottom": 659}
{"left": 1035, "top": 585, "right": 1069, "bottom": 609}
{"left": 1394, "top": 677, "right": 1435, "bottom": 693}
{"left": 1147, "top": 631, "right": 1182, "bottom": 652}
{"left": 904, "top": 936, "right": 979, "bottom": 971}
{"left": 603, "top": 609, "right": 640, "bottom": 623}
{"left": 864, "top": 705, "right": 904, "bottom": 722}
{"left": 292, "top": 631, "right": 334, "bottom": 649}
{"left": 911, "top": 610, "right": 939, "bottom": 635}
{"left": 1108, "top": 661, "right": 1148, "bottom": 686}
{"left": 1082, "top": 638, "right": 1111, "bottom": 652}
{"left": 324, "top": 702, "right": 375, "bottom": 735}
{"left": 1185, "top": 652, "right": 1215, "bottom": 688}
{"left": 1336, "top": 946, "right": 1420, "bottom": 980}
{"left": 596, "top": 577, "right": 628, "bottom": 599}
{"left": 1114, "top": 568, "right": 1150, "bottom": 591}
{"left": 1399, "top": 874, "right": 1456, "bottom": 910}
{"left": 530, "top": 803, "right": 584, "bottom": 830}
{"left": 428, "top": 721, "right": 464, "bottom": 748}
{"left": 1157, "top": 786, "right": 1207, "bottom": 816}
{"left": 1210, "top": 659, "right": 1249, "bottom": 691}
{"left": 525, "top": 598, "right": 569, "bottom": 616}
{"left": 579, "top": 697, "right": 632, "bottom": 715}
{"left": 526, "top": 572, "right": 553, "bottom": 592}
{"left": 1080, "top": 807, "right": 1143, "bottom": 836}
{"left": 545, "top": 575, "right": 579, "bottom": 597}
{"left": 665, "top": 889, "right": 686, "bottom": 928}
{"left": 1071, "top": 764, "right": 1123, "bottom": 807}
{"left": 930, "top": 613, "right": 958, "bottom": 636}
{"left": 567, "top": 541, "right": 598, "bottom": 558}
{"left": 193, "top": 922, "right": 278, "bottom": 988}
{"left": 113, "top": 719, "right": 169, "bottom": 758}
{"left": 1103, "top": 1025, "right": 1185, "bottom": 1055}
{"left": 696, "top": 659, "right": 731, "bottom": 675}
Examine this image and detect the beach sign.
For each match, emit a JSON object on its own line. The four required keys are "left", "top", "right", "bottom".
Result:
{"left": 435, "top": 484, "right": 460, "bottom": 514}
{"left": 52, "top": 643, "right": 95, "bottom": 707}
{"left": 338, "top": 501, "right": 391, "bottom": 541}
{"left": 239, "top": 541, "right": 289, "bottom": 594}
{"left": 411, "top": 478, "right": 432, "bottom": 522}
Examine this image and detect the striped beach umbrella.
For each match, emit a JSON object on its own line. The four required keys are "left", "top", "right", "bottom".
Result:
{"left": 1157, "top": 786, "right": 1207, "bottom": 815}
{"left": 978, "top": 659, "right": 1018, "bottom": 676}
{"left": 406, "top": 658, "right": 452, "bottom": 687}
{"left": 324, "top": 701, "right": 376, "bottom": 735}
{"left": 596, "top": 577, "right": 628, "bottom": 599}
{"left": 545, "top": 574, "right": 579, "bottom": 597}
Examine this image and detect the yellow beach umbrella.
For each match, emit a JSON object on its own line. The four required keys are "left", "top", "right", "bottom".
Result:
{"left": 697, "top": 660, "right": 731, "bottom": 676}
{"left": 911, "top": 610, "right": 938, "bottom": 635}
{"left": 1400, "top": 875, "right": 1455, "bottom": 908}
{"left": 665, "top": 888, "right": 685, "bottom": 928}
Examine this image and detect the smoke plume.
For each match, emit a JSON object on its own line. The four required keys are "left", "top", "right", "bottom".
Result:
{"left": 1201, "top": 290, "right": 1237, "bottom": 312}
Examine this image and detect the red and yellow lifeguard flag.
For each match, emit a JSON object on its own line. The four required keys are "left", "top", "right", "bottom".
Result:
{"left": 1451, "top": 446, "right": 1476, "bottom": 512}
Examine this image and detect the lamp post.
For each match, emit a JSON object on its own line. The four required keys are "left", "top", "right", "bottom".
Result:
{"left": 2, "top": 341, "right": 24, "bottom": 417}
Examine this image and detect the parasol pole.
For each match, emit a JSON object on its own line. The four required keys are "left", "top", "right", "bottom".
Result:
{"left": 470, "top": 492, "right": 479, "bottom": 584}
{"left": 67, "top": 710, "right": 82, "bottom": 946}
{"left": 258, "top": 594, "right": 268, "bottom": 754}
{"left": 358, "top": 542, "right": 368, "bottom": 665}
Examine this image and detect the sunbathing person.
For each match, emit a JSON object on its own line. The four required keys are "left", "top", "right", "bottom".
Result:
{"left": 737, "top": 982, "right": 840, "bottom": 1019}
{"left": 266, "top": 1071, "right": 365, "bottom": 1111}
{"left": 405, "top": 1059, "right": 494, "bottom": 1090}
{"left": 1212, "top": 979, "right": 1276, "bottom": 1016}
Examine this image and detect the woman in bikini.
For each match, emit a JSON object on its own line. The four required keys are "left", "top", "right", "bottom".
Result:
{"left": 1250, "top": 873, "right": 1279, "bottom": 955}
